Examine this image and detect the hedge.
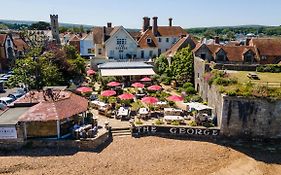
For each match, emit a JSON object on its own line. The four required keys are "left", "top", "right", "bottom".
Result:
{"left": 257, "top": 64, "right": 281, "bottom": 73}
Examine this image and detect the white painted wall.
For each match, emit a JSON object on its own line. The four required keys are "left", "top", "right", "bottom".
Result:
{"left": 105, "top": 27, "right": 138, "bottom": 60}
{"left": 137, "top": 48, "right": 158, "bottom": 60}
{"left": 156, "top": 36, "right": 179, "bottom": 53}
{"left": 80, "top": 34, "right": 94, "bottom": 56}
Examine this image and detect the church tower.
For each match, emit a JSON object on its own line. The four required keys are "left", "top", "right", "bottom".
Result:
{"left": 50, "top": 14, "right": 60, "bottom": 44}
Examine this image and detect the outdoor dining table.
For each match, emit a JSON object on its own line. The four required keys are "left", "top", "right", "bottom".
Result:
{"left": 91, "top": 100, "right": 107, "bottom": 109}
{"left": 118, "top": 107, "right": 129, "bottom": 116}
{"left": 164, "top": 115, "right": 184, "bottom": 121}
{"left": 139, "top": 108, "right": 149, "bottom": 115}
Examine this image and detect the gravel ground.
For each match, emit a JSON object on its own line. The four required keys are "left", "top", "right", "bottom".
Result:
{"left": 0, "top": 137, "right": 280, "bottom": 175}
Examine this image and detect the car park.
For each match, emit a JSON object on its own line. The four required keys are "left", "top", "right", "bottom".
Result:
{"left": 0, "top": 97, "right": 15, "bottom": 106}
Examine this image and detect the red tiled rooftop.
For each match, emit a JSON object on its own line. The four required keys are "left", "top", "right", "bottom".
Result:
{"left": 16, "top": 91, "right": 88, "bottom": 122}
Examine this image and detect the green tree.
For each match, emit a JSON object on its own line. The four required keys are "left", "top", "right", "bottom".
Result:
{"left": 59, "top": 26, "right": 68, "bottom": 33}
{"left": 203, "top": 29, "right": 216, "bottom": 39}
{"left": 29, "top": 21, "right": 50, "bottom": 30}
{"left": 12, "top": 57, "right": 63, "bottom": 89}
{"left": 64, "top": 45, "right": 78, "bottom": 59}
{"left": 0, "top": 23, "right": 8, "bottom": 30}
{"left": 170, "top": 47, "right": 194, "bottom": 85}
{"left": 155, "top": 55, "right": 170, "bottom": 75}
{"left": 226, "top": 31, "right": 235, "bottom": 41}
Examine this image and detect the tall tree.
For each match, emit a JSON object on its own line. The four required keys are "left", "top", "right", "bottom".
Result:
{"left": 170, "top": 47, "right": 194, "bottom": 85}
{"left": 155, "top": 55, "right": 170, "bottom": 75}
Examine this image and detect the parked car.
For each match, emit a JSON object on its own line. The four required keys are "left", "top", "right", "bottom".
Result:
{"left": 0, "top": 97, "right": 15, "bottom": 106}
{"left": 8, "top": 93, "right": 24, "bottom": 100}
{"left": 0, "top": 103, "right": 7, "bottom": 110}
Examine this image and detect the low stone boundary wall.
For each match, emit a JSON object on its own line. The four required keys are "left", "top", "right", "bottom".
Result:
{"left": 132, "top": 125, "right": 220, "bottom": 139}
{"left": 0, "top": 131, "right": 111, "bottom": 151}
{"left": 28, "top": 131, "right": 111, "bottom": 151}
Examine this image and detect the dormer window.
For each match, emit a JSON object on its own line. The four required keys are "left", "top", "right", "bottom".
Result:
{"left": 147, "top": 38, "right": 152, "bottom": 44}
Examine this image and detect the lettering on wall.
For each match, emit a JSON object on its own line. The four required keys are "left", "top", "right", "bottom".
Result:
{"left": 132, "top": 126, "right": 219, "bottom": 137}
{"left": 0, "top": 127, "right": 17, "bottom": 139}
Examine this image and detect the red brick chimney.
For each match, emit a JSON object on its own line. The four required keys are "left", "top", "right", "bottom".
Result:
{"left": 142, "top": 17, "right": 150, "bottom": 32}
{"left": 103, "top": 26, "right": 106, "bottom": 43}
{"left": 169, "top": 18, "right": 173, "bottom": 27}
{"left": 152, "top": 16, "right": 158, "bottom": 36}
{"left": 107, "top": 22, "right": 112, "bottom": 28}
{"left": 214, "top": 36, "right": 220, "bottom": 44}
{"left": 245, "top": 38, "right": 251, "bottom": 46}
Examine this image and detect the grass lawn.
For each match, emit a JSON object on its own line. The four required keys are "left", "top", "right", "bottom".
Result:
{"left": 228, "top": 71, "right": 281, "bottom": 87}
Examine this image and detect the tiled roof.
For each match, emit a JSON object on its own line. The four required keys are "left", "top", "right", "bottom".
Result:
{"left": 137, "top": 29, "right": 158, "bottom": 48}
{"left": 18, "top": 91, "right": 88, "bottom": 122}
{"left": 157, "top": 26, "right": 187, "bottom": 37}
{"left": 250, "top": 38, "right": 281, "bottom": 57}
{"left": 92, "top": 26, "right": 114, "bottom": 44}
{"left": 129, "top": 31, "right": 142, "bottom": 40}
{"left": 194, "top": 43, "right": 257, "bottom": 62}
{"left": 13, "top": 38, "right": 28, "bottom": 51}
{"left": 0, "top": 34, "right": 7, "bottom": 46}
{"left": 69, "top": 35, "right": 81, "bottom": 42}
{"left": 164, "top": 35, "right": 198, "bottom": 57}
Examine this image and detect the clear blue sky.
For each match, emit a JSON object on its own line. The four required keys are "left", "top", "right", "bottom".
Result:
{"left": 2, "top": 0, "right": 281, "bottom": 28}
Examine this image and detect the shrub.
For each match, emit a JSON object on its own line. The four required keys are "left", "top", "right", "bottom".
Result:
{"left": 257, "top": 64, "right": 281, "bottom": 73}
{"left": 183, "top": 82, "right": 193, "bottom": 88}
{"left": 226, "top": 90, "right": 237, "bottom": 96}
{"left": 135, "top": 119, "right": 143, "bottom": 125}
{"left": 203, "top": 122, "right": 215, "bottom": 128}
{"left": 171, "top": 120, "right": 180, "bottom": 126}
{"left": 190, "top": 95, "right": 203, "bottom": 102}
{"left": 188, "top": 120, "right": 197, "bottom": 126}
{"left": 154, "top": 119, "right": 164, "bottom": 125}
{"left": 185, "top": 86, "right": 196, "bottom": 94}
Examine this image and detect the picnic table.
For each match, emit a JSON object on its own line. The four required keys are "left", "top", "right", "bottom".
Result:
{"left": 139, "top": 108, "right": 149, "bottom": 119}
{"left": 247, "top": 72, "right": 259, "bottom": 80}
{"left": 118, "top": 107, "right": 129, "bottom": 116}
{"left": 164, "top": 108, "right": 182, "bottom": 116}
{"left": 117, "top": 107, "right": 131, "bottom": 120}
{"left": 164, "top": 116, "right": 184, "bottom": 123}
{"left": 91, "top": 100, "right": 107, "bottom": 109}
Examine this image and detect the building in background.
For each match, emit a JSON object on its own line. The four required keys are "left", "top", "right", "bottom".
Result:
{"left": 91, "top": 17, "right": 192, "bottom": 66}
{"left": 50, "top": 14, "right": 61, "bottom": 45}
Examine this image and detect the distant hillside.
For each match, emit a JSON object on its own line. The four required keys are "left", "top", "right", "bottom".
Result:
{"left": 186, "top": 25, "right": 281, "bottom": 38}
{"left": 0, "top": 19, "right": 94, "bottom": 29}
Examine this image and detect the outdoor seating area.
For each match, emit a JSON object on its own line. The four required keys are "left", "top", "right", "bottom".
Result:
{"left": 78, "top": 73, "right": 217, "bottom": 128}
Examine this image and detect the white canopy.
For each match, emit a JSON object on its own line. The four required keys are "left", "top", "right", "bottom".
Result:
{"left": 100, "top": 68, "right": 155, "bottom": 77}
{"left": 184, "top": 102, "right": 213, "bottom": 111}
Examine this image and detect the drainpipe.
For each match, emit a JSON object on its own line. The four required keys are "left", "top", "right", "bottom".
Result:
{"left": 56, "top": 120, "right": 60, "bottom": 139}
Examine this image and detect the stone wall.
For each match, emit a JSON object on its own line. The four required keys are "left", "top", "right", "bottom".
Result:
{"left": 0, "top": 131, "right": 111, "bottom": 151}
{"left": 194, "top": 56, "right": 281, "bottom": 139}
{"left": 221, "top": 97, "right": 281, "bottom": 139}
{"left": 29, "top": 131, "right": 110, "bottom": 151}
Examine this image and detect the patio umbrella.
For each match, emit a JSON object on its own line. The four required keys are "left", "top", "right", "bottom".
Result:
{"left": 76, "top": 87, "right": 93, "bottom": 94}
{"left": 141, "top": 97, "right": 159, "bottom": 104}
{"left": 147, "top": 85, "right": 162, "bottom": 91}
{"left": 118, "top": 93, "right": 135, "bottom": 100}
{"left": 101, "top": 90, "right": 116, "bottom": 97}
{"left": 86, "top": 69, "right": 96, "bottom": 75}
{"left": 131, "top": 82, "right": 145, "bottom": 88}
{"left": 140, "top": 77, "right": 151, "bottom": 82}
{"left": 167, "top": 95, "right": 184, "bottom": 102}
{"left": 107, "top": 81, "right": 121, "bottom": 87}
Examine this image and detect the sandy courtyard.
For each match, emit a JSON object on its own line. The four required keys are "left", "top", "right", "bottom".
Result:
{"left": 0, "top": 137, "right": 280, "bottom": 175}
